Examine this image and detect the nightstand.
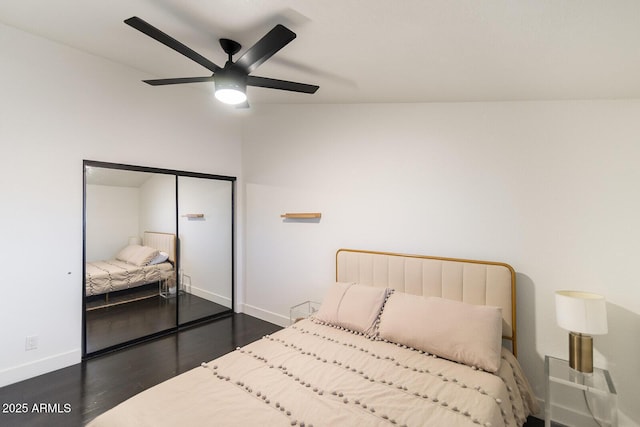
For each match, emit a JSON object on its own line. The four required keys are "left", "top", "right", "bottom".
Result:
{"left": 545, "top": 355, "right": 617, "bottom": 427}
{"left": 289, "top": 301, "right": 320, "bottom": 325}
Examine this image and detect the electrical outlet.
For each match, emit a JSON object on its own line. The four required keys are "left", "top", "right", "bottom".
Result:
{"left": 25, "top": 335, "right": 38, "bottom": 351}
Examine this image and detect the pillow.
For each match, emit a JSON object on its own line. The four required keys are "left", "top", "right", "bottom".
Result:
{"left": 148, "top": 251, "right": 169, "bottom": 265}
{"left": 115, "top": 245, "right": 142, "bottom": 262}
{"left": 116, "top": 245, "right": 159, "bottom": 266}
{"left": 315, "top": 282, "right": 390, "bottom": 336}
{"left": 129, "top": 245, "right": 160, "bottom": 266}
{"left": 377, "top": 293, "right": 503, "bottom": 372}
{"left": 315, "top": 282, "right": 353, "bottom": 324}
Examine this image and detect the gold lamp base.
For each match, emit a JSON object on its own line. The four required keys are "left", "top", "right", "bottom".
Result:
{"left": 569, "top": 332, "right": 593, "bottom": 373}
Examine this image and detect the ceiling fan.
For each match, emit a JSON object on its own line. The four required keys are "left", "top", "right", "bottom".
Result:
{"left": 124, "top": 16, "right": 319, "bottom": 107}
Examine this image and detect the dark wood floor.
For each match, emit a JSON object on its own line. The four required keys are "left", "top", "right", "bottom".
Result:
{"left": 1, "top": 313, "right": 545, "bottom": 427}
{"left": 86, "top": 291, "right": 230, "bottom": 353}
{"left": 0, "top": 314, "right": 282, "bottom": 427}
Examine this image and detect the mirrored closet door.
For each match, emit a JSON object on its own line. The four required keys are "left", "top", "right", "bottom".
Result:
{"left": 177, "top": 176, "right": 233, "bottom": 325}
{"left": 83, "top": 161, "right": 235, "bottom": 357}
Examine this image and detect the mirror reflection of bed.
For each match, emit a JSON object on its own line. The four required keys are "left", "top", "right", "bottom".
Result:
{"left": 84, "top": 164, "right": 234, "bottom": 355}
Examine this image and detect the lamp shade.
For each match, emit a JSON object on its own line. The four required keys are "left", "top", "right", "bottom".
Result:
{"left": 555, "top": 290, "right": 608, "bottom": 335}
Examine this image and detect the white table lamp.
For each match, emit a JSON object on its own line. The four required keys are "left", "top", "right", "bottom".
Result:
{"left": 555, "top": 290, "right": 608, "bottom": 373}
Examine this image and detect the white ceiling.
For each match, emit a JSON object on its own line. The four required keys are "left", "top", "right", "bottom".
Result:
{"left": 2, "top": 0, "right": 639, "bottom": 105}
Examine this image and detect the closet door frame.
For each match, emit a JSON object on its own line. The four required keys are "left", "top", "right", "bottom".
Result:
{"left": 82, "top": 160, "right": 236, "bottom": 359}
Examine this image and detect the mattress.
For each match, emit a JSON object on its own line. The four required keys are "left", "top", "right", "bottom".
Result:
{"left": 85, "top": 260, "right": 173, "bottom": 296}
{"left": 87, "top": 318, "right": 538, "bottom": 427}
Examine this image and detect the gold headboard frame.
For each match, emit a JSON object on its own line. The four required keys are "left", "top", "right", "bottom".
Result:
{"left": 336, "top": 248, "right": 518, "bottom": 356}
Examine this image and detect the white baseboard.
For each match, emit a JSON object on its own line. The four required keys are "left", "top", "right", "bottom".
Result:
{"left": 0, "top": 349, "right": 80, "bottom": 388}
{"left": 189, "top": 285, "right": 232, "bottom": 307}
{"left": 240, "top": 303, "right": 289, "bottom": 328}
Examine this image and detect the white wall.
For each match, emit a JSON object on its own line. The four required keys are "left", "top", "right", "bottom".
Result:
{"left": 85, "top": 184, "right": 140, "bottom": 261}
{"left": 242, "top": 102, "right": 640, "bottom": 425}
{"left": 139, "top": 174, "right": 176, "bottom": 236}
{"left": 86, "top": 174, "right": 175, "bottom": 262}
{"left": 0, "top": 23, "right": 242, "bottom": 387}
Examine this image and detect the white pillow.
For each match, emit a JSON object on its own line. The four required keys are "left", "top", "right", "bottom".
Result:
{"left": 378, "top": 293, "right": 503, "bottom": 372}
{"left": 115, "top": 245, "right": 142, "bottom": 263}
{"left": 116, "top": 245, "right": 159, "bottom": 266}
{"left": 148, "top": 251, "right": 169, "bottom": 265}
{"left": 315, "top": 282, "right": 391, "bottom": 336}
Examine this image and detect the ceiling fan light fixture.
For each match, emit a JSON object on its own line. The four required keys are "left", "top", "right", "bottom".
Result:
{"left": 214, "top": 70, "right": 247, "bottom": 105}
{"left": 214, "top": 87, "right": 247, "bottom": 105}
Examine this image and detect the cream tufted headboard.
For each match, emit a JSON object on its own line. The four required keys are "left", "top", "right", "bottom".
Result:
{"left": 143, "top": 231, "right": 176, "bottom": 263}
{"left": 336, "top": 249, "right": 518, "bottom": 356}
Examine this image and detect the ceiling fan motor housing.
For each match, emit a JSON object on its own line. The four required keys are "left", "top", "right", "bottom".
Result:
{"left": 215, "top": 66, "right": 248, "bottom": 92}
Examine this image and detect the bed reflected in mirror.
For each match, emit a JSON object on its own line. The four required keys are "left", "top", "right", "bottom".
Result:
{"left": 84, "top": 165, "right": 177, "bottom": 354}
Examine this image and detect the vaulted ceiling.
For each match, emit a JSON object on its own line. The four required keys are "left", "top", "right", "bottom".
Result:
{"left": 2, "top": 0, "right": 639, "bottom": 105}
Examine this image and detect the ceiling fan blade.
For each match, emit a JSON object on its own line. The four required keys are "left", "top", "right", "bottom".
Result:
{"left": 125, "top": 16, "right": 221, "bottom": 73}
{"left": 143, "top": 76, "right": 215, "bottom": 86}
{"left": 234, "top": 24, "right": 296, "bottom": 74}
{"left": 247, "top": 75, "right": 319, "bottom": 94}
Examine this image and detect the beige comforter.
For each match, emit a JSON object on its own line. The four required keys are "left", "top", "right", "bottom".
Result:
{"left": 85, "top": 260, "right": 173, "bottom": 296}
{"left": 88, "top": 319, "right": 538, "bottom": 427}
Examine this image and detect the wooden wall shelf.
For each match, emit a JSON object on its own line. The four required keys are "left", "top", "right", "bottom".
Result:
{"left": 280, "top": 213, "right": 322, "bottom": 219}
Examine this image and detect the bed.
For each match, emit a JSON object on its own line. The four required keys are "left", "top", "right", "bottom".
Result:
{"left": 85, "top": 231, "right": 176, "bottom": 298}
{"left": 87, "top": 249, "right": 539, "bottom": 427}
